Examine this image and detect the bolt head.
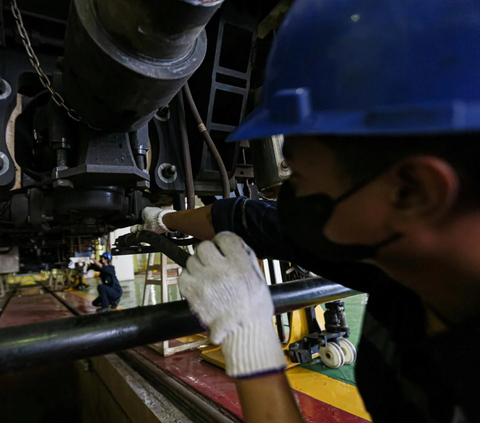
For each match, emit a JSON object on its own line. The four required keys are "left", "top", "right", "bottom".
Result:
{"left": 162, "top": 164, "right": 177, "bottom": 178}
{"left": 154, "top": 106, "right": 170, "bottom": 121}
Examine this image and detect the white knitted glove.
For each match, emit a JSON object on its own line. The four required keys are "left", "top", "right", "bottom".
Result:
{"left": 131, "top": 207, "right": 176, "bottom": 234}
{"left": 179, "top": 232, "right": 286, "bottom": 378}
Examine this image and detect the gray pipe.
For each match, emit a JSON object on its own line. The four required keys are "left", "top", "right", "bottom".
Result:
{"left": 62, "top": 0, "right": 224, "bottom": 132}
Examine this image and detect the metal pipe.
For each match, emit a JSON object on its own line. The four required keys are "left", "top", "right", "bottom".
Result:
{"left": 183, "top": 83, "right": 230, "bottom": 199}
{"left": 96, "top": 0, "right": 224, "bottom": 61}
{"left": 178, "top": 94, "right": 196, "bottom": 209}
{"left": 0, "top": 279, "right": 356, "bottom": 375}
{"left": 62, "top": 0, "right": 224, "bottom": 132}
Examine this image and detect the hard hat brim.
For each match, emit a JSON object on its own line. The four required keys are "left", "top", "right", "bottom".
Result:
{"left": 228, "top": 101, "right": 480, "bottom": 142}
{"left": 227, "top": 108, "right": 280, "bottom": 142}
{"left": 226, "top": 107, "right": 316, "bottom": 142}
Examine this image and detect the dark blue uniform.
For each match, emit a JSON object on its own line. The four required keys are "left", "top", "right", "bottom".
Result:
{"left": 90, "top": 264, "right": 122, "bottom": 307}
{"left": 211, "top": 196, "right": 476, "bottom": 423}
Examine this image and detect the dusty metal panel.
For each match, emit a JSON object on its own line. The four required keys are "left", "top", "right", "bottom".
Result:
{"left": 5, "top": 94, "right": 22, "bottom": 190}
{"left": 92, "top": 354, "right": 193, "bottom": 423}
{"left": 0, "top": 246, "right": 19, "bottom": 274}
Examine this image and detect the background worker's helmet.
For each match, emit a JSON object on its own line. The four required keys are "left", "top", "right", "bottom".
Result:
{"left": 102, "top": 252, "right": 112, "bottom": 262}
{"left": 228, "top": 0, "right": 480, "bottom": 141}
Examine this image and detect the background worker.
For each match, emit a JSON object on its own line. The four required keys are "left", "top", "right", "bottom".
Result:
{"left": 134, "top": 0, "right": 480, "bottom": 421}
{"left": 89, "top": 252, "right": 122, "bottom": 313}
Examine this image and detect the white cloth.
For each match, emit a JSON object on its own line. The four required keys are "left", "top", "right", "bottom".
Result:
{"left": 179, "top": 232, "right": 286, "bottom": 378}
{"left": 131, "top": 207, "right": 176, "bottom": 234}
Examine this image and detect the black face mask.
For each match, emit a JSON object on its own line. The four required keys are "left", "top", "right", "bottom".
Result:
{"left": 277, "top": 178, "right": 401, "bottom": 263}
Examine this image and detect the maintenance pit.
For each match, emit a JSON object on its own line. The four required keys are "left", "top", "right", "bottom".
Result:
{"left": 0, "top": 276, "right": 371, "bottom": 423}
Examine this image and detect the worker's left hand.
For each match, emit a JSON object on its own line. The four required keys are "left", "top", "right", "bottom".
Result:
{"left": 179, "top": 232, "right": 286, "bottom": 378}
{"left": 131, "top": 207, "right": 176, "bottom": 234}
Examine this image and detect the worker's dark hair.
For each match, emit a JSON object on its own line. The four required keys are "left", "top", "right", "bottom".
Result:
{"left": 320, "top": 134, "right": 480, "bottom": 203}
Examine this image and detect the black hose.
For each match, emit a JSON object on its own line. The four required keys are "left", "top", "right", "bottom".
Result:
{"left": 0, "top": 179, "right": 53, "bottom": 202}
{"left": 178, "top": 93, "right": 196, "bottom": 210}
{"left": 23, "top": 168, "right": 49, "bottom": 182}
{"left": 183, "top": 83, "right": 230, "bottom": 199}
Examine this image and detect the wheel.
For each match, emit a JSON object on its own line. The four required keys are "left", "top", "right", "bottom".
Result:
{"left": 339, "top": 338, "right": 357, "bottom": 365}
{"left": 319, "top": 342, "right": 345, "bottom": 368}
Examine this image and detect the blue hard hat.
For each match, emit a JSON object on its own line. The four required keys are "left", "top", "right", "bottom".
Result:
{"left": 102, "top": 252, "right": 112, "bottom": 261}
{"left": 228, "top": 0, "right": 480, "bottom": 141}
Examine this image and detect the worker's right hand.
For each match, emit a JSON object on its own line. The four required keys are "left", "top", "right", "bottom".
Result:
{"left": 131, "top": 207, "right": 176, "bottom": 234}
{"left": 179, "top": 232, "right": 286, "bottom": 378}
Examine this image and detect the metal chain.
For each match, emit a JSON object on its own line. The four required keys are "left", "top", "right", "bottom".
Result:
{"left": 10, "top": 0, "right": 100, "bottom": 130}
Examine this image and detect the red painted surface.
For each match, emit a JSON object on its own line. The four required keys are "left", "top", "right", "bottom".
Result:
{"left": 0, "top": 289, "right": 72, "bottom": 328}
{"left": 135, "top": 346, "right": 368, "bottom": 423}
{"left": 56, "top": 292, "right": 97, "bottom": 315}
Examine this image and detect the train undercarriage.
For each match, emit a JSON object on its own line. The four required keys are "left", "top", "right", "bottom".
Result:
{"left": 0, "top": 0, "right": 287, "bottom": 271}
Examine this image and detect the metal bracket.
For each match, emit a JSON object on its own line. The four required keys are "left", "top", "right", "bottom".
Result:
{"left": 148, "top": 99, "right": 186, "bottom": 195}
{"left": 196, "top": 8, "right": 257, "bottom": 184}
{"left": 112, "top": 245, "right": 160, "bottom": 256}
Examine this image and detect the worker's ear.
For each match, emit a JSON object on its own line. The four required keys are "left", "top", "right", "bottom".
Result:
{"left": 386, "top": 156, "right": 459, "bottom": 229}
